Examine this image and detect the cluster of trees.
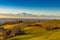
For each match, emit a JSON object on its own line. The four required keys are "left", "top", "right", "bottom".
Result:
{"left": 45, "top": 25, "right": 60, "bottom": 30}
{"left": 0, "top": 25, "right": 25, "bottom": 40}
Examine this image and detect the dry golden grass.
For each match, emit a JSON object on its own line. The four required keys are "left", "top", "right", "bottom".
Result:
{"left": 1, "top": 20, "right": 60, "bottom": 40}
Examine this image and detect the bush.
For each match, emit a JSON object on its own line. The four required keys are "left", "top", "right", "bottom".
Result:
{"left": 46, "top": 26, "right": 60, "bottom": 30}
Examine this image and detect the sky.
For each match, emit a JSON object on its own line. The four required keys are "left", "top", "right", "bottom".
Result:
{"left": 0, "top": 0, "right": 60, "bottom": 16}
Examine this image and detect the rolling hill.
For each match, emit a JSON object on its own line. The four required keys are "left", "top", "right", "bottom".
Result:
{"left": 4, "top": 20, "right": 60, "bottom": 40}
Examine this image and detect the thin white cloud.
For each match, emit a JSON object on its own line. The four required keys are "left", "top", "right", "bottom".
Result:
{"left": 0, "top": 6, "right": 60, "bottom": 16}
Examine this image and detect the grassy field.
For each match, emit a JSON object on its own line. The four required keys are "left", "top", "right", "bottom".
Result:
{"left": 1, "top": 20, "right": 60, "bottom": 40}
{"left": 7, "top": 26, "right": 60, "bottom": 40}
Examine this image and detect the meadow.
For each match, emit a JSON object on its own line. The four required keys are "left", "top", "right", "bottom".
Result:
{"left": 0, "top": 19, "right": 60, "bottom": 40}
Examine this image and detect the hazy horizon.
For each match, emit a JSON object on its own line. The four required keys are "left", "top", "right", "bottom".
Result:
{"left": 0, "top": 0, "right": 60, "bottom": 18}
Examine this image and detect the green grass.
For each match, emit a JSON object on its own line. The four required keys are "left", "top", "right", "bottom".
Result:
{"left": 3, "top": 20, "right": 60, "bottom": 40}
{"left": 7, "top": 26, "right": 60, "bottom": 40}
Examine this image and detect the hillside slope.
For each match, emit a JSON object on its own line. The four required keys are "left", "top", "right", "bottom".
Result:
{"left": 2, "top": 20, "right": 60, "bottom": 40}
{"left": 7, "top": 26, "right": 60, "bottom": 40}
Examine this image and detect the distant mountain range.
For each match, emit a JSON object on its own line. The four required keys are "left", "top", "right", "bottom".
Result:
{"left": 0, "top": 13, "right": 39, "bottom": 17}
{"left": 0, "top": 13, "right": 60, "bottom": 19}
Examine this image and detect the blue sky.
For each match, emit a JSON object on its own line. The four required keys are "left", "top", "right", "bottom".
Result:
{"left": 0, "top": 0, "right": 60, "bottom": 16}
